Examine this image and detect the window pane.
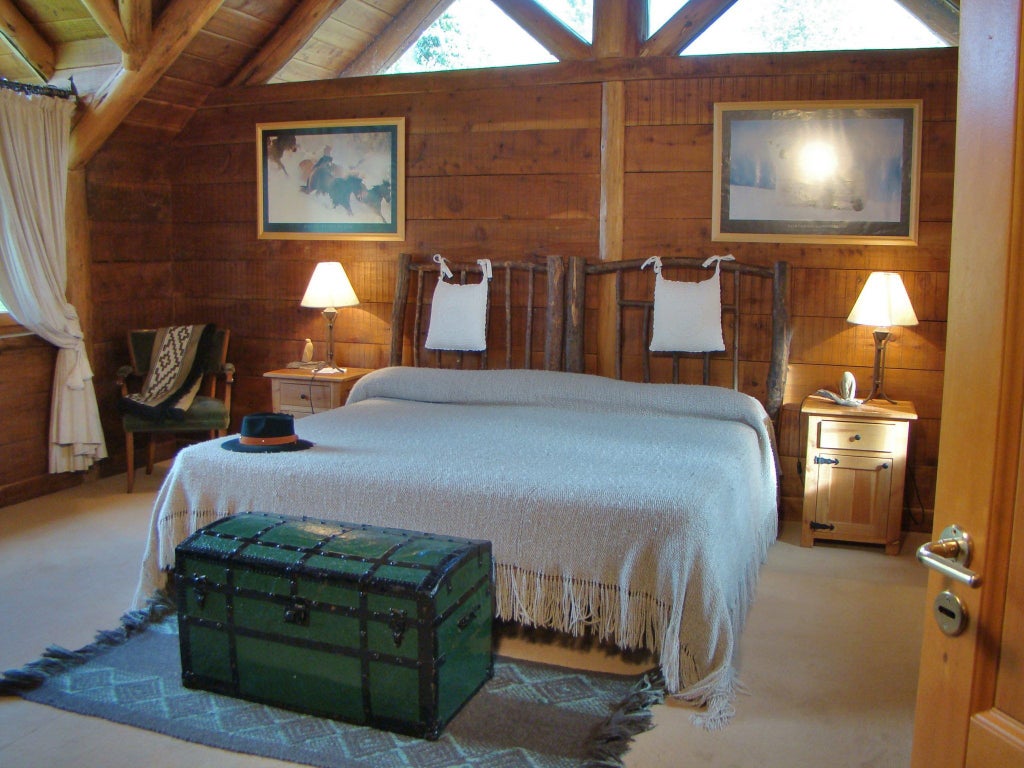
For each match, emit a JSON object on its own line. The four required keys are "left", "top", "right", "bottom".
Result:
{"left": 648, "top": 0, "right": 686, "bottom": 35}
{"left": 535, "top": 0, "right": 592, "bottom": 43}
{"left": 679, "top": 0, "right": 946, "bottom": 55}
{"left": 388, "top": 0, "right": 556, "bottom": 75}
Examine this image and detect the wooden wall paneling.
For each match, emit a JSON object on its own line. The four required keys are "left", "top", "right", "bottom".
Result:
{"left": 407, "top": 175, "right": 599, "bottom": 220}
{"left": 0, "top": 338, "right": 74, "bottom": 505}
{"left": 179, "top": 82, "right": 602, "bottom": 147}
{"left": 624, "top": 124, "right": 713, "bottom": 172}
{"left": 407, "top": 128, "right": 601, "bottom": 176}
{"left": 63, "top": 49, "right": 957, "bottom": 527}
{"left": 622, "top": 170, "right": 711, "bottom": 219}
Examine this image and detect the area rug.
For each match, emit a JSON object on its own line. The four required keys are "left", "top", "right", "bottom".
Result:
{"left": 1, "top": 598, "right": 664, "bottom": 768}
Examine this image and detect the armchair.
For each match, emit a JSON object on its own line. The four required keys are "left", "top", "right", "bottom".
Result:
{"left": 117, "top": 326, "right": 233, "bottom": 492}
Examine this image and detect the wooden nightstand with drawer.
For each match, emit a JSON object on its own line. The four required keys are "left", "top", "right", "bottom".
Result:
{"left": 264, "top": 367, "right": 374, "bottom": 419}
{"left": 801, "top": 396, "right": 917, "bottom": 555}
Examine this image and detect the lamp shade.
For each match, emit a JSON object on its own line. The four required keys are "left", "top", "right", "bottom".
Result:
{"left": 847, "top": 272, "right": 918, "bottom": 328}
{"left": 300, "top": 262, "right": 359, "bottom": 309}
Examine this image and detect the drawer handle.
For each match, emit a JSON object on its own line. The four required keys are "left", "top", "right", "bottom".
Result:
{"left": 853, "top": 434, "right": 862, "bottom": 441}
{"left": 814, "top": 456, "right": 840, "bottom": 465}
{"left": 300, "top": 393, "right": 309, "bottom": 400}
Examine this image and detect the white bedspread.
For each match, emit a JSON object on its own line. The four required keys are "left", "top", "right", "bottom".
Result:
{"left": 133, "top": 367, "right": 778, "bottom": 727}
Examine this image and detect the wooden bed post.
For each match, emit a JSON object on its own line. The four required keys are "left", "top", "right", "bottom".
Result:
{"left": 543, "top": 255, "right": 566, "bottom": 371}
{"left": 564, "top": 256, "right": 586, "bottom": 373}
{"left": 389, "top": 252, "right": 411, "bottom": 367}
{"left": 765, "top": 260, "right": 792, "bottom": 423}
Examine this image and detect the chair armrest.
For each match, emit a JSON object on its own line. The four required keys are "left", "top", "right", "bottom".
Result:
{"left": 116, "top": 365, "right": 134, "bottom": 396}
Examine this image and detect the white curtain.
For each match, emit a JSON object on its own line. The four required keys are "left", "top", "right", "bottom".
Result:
{"left": 0, "top": 88, "right": 107, "bottom": 472}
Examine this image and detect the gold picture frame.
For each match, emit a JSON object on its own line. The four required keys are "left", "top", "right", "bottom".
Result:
{"left": 257, "top": 117, "right": 405, "bottom": 241}
{"left": 712, "top": 100, "right": 922, "bottom": 245}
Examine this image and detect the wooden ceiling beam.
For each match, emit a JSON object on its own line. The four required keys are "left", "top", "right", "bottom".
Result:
{"left": 79, "top": 0, "right": 130, "bottom": 54}
{"left": 69, "top": 0, "right": 225, "bottom": 169}
{"left": 0, "top": 0, "right": 55, "bottom": 81}
{"left": 893, "top": 0, "right": 959, "bottom": 46}
{"left": 339, "top": 0, "right": 454, "bottom": 78}
{"left": 120, "top": 0, "right": 153, "bottom": 71}
{"left": 592, "top": 0, "right": 647, "bottom": 58}
{"left": 490, "top": 0, "right": 591, "bottom": 61}
{"left": 230, "top": 0, "right": 348, "bottom": 86}
{"left": 640, "top": 0, "right": 737, "bottom": 57}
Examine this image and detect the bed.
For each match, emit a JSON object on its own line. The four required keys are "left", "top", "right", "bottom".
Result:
{"left": 133, "top": 252, "right": 791, "bottom": 729}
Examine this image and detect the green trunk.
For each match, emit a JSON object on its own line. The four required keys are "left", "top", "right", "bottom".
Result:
{"left": 175, "top": 512, "right": 493, "bottom": 739}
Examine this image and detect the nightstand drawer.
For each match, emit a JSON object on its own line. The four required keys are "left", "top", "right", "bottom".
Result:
{"left": 817, "top": 419, "right": 892, "bottom": 452}
{"left": 278, "top": 381, "right": 332, "bottom": 410}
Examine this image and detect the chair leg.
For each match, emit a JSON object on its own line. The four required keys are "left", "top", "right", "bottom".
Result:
{"left": 126, "top": 431, "right": 135, "bottom": 493}
{"left": 147, "top": 437, "right": 155, "bottom": 476}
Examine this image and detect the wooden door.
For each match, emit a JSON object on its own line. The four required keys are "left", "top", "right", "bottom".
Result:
{"left": 910, "top": 1, "right": 1024, "bottom": 765}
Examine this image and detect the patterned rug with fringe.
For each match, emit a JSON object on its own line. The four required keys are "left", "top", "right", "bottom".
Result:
{"left": 1, "top": 598, "right": 664, "bottom": 768}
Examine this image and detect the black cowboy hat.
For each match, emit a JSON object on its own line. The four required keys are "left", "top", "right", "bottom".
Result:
{"left": 221, "top": 412, "right": 313, "bottom": 453}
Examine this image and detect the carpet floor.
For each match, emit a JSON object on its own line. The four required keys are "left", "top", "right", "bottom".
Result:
{"left": 7, "top": 605, "right": 659, "bottom": 768}
{"left": 0, "top": 462, "right": 928, "bottom": 767}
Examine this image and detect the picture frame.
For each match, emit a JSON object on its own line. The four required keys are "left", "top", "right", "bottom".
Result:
{"left": 712, "top": 100, "right": 922, "bottom": 245}
{"left": 257, "top": 117, "right": 405, "bottom": 240}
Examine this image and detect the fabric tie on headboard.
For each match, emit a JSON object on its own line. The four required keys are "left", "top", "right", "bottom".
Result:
{"left": 641, "top": 254, "right": 736, "bottom": 275}
{"left": 432, "top": 253, "right": 493, "bottom": 281}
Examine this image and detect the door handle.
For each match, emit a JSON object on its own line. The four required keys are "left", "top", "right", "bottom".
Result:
{"left": 916, "top": 524, "right": 981, "bottom": 587}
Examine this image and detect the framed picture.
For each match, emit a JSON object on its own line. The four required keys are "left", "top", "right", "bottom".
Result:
{"left": 712, "top": 100, "right": 921, "bottom": 245}
{"left": 257, "top": 117, "right": 405, "bottom": 240}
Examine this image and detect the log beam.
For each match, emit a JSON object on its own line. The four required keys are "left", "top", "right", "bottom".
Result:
{"left": 120, "top": 0, "right": 153, "bottom": 71}
{"left": 80, "top": 0, "right": 130, "bottom": 55}
{"left": 640, "top": 0, "right": 737, "bottom": 57}
{"left": 339, "top": 0, "right": 454, "bottom": 78}
{"left": 596, "top": 80, "right": 625, "bottom": 378}
{"left": 230, "top": 0, "right": 347, "bottom": 86}
{"left": 69, "top": 0, "right": 226, "bottom": 169}
{"left": 0, "top": 0, "right": 55, "bottom": 81}
{"left": 893, "top": 0, "right": 959, "bottom": 45}
{"left": 592, "top": 0, "right": 646, "bottom": 58}
{"left": 490, "top": 0, "right": 591, "bottom": 61}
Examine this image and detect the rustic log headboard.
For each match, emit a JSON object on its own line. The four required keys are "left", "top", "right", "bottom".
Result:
{"left": 389, "top": 253, "right": 566, "bottom": 371}
{"left": 565, "top": 256, "right": 792, "bottom": 422}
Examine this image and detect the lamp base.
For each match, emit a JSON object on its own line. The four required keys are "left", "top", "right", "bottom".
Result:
{"left": 861, "top": 328, "right": 897, "bottom": 403}
{"left": 313, "top": 365, "right": 347, "bottom": 375}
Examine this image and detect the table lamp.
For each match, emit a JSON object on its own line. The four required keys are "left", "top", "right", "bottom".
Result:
{"left": 300, "top": 262, "right": 359, "bottom": 373}
{"left": 847, "top": 271, "right": 918, "bottom": 403}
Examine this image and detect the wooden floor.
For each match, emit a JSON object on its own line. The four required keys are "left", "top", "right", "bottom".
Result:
{"left": 0, "top": 464, "right": 928, "bottom": 767}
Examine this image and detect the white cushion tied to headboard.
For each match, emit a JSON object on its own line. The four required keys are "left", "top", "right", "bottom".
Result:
{"left": 424, "top": 254, "right": 493, "bottom": 351}
{"left": 642, "top": 254, "right": 736, "bottom": 353}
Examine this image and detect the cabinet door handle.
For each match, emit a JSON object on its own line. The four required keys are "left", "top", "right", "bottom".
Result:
{"left": 814, "top": 456, "right": 840, "bottom": 465}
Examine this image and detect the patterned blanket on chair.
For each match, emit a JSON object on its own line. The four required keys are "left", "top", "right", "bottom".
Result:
{"left": 119, "top": 325, "right": 213, "bottom": 422}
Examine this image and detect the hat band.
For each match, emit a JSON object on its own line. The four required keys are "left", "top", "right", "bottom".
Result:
{"left": 239, "top": 434, "right": 298, "bottom": 447}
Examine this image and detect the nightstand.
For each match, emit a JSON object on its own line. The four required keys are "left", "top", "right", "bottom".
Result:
{"left": 263, "top": 367, "right": 374, "bottom": 419}
{"left": 801, "top": 396, "right": 917, "bottom": 555}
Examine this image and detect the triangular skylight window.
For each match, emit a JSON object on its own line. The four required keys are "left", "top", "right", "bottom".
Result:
{"left": 534, "top": 0, "right": 593, "bottom": 43}
{"left": 649, "top": 0, "right": 949, "bottom": 53}
{"left": 388, "top": 0, "right": 557, "bottom": 75}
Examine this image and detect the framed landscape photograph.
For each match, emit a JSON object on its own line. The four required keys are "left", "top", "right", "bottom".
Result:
{"left": 712, "top": 101, "right": 921, "bottom": 245}
{"left": 257, "top": 117, "right": 405, "bottom": 240}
